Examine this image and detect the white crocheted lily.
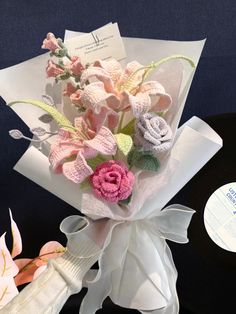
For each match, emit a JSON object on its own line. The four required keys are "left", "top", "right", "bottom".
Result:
{"left": 79, "top": 59, "right": 172, "bottom": 117}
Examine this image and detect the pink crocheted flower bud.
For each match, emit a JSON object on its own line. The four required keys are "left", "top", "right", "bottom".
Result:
{"left": 41, "top": 33, "right": 60, "bottom": 52}
{"left": 63, "top": 83, "right": 77, "bottom": 97}
{"left": 135, "top": 113, "right": 172, "bottom": 153}
{"left": 70, "top": 89, "right": 82, "bottom": 106}
{"left": 46, "top": 60, "right": 64, "bottom": 78}
{"left": 90, "top": 160, "right": 135, "bottom": 203}
{"left": 70, "top": 56, "right": 85, "bottom": 75}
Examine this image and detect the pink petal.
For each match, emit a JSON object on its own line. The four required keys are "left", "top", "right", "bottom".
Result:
{"left": 14, "top": 258, "right": 32, "bottom": 271}
{"left": 39, "top": 241, "right": 65, "bottom": 258}
{"left": 70, "top": 90, "right": 82, "bottom": 106}
{"left": 128, "top": 92, "right": 152, "bottom": 117}
{"left": 139, "top": 81, "right": 172, "bottom": 112}
{"left": 80, "top": 67, "right": 115, "bottom": 93}
{"left": 9, "top": 209, "right": 22, "bottom": 258}
{"left": 106, "top": 109, "right": 119, "bottom": 129}
{"left": 74, "top": 116, "right": 89, "bottom": 135}
{"left": 62, "top": 151, "right": 93, "bottom": 184}
{"left": 49, "top": 142, "right": 81, "bottom": 172}
{"left": 118, "top": 61, "right": 145, "bottom": 91}
{"left": 119, "top": 91, "right": 132, "bottom": 111}
{"left": 84, "top": 107, "right": 119, "bottom": 131}
{"left": 82, "top": 146, "right": 98, "bottom": 159}
{"left": 33, "top": 265, "right": 47, "bottom": 280}
{"left": 14, "top": 258, "right": 37, "bottom": 286}
{"left": 0, "top": 233, "right": 18, "bottom": 278}
{"left": 80, "top": 82, "right": 120, "bottom": 113}
{"left": 63, "top": 83, "right": 77, "bottom": 96}
{"left": 0, "top": 277, "right": 18, "bottom": 309}
{"left": 94, "top": 59, "right": 122, "bottom": 84}
{"left": 58, "top": 129, "right": 72, "bottom": 141}
{"left": 84, "top": 126, "right": 117, "bottom": 156}
{"left": 41, "top": 33, "right": 60, "bottom": 52}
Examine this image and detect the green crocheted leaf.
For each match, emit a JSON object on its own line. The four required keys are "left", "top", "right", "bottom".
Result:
{"left": 119, "top": 194, "right": 132, "bottom": 205}
{"left": 120, "top": 119, "right": 135, "bottom": 136}
{"left": 9, "top": 99, "right": 75, "bottom": 131}
{"left": 114, "top": 133, "right": 133, "bottom": 156}
{"left": 127, "top": 148, "right": 160, "bottom": 171}
{"left": 80, "top": 179, "right": 91, "bottom": 190}
{"left": 127, "top": 148, "right": 148, "bottom": 166}
{"left": 86, "top": 155, "right": 106, "bottom": 170}
{"left": 134, "top": 154, "right": 160, "bottom": 171}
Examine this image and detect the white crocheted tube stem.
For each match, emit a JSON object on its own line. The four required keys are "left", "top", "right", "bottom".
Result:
{"left": 0, "top": 241, "right": 100, "bottom": 313}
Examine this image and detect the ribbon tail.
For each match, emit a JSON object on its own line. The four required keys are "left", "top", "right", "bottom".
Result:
{"left": 150, "top": 204, "right": 195, "bottom": 243}
{"left": 80, "top": 221, "right": 130, "bottom": 314}
{"left": 138, "top": 241, "right": 179, "bottom": 314}
{"left": 80, "top": 273, "right": 112, "bottom": 314}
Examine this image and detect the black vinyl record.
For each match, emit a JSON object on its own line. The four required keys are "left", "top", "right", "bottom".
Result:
{"left": 169, "top": 113, "right": 236, "bottom": 314}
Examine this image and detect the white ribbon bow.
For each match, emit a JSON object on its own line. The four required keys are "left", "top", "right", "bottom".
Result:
{"left": 60, "top": 204, "right": 195, "bottom": 314}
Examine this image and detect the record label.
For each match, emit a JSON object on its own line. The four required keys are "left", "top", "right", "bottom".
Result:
{"left": 204, "top": 182, "right": 236, "bottom": 252}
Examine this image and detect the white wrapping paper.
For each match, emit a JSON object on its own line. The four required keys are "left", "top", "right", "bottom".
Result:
{"left": 0, "top": 31, "right": 223, "bottom": 313}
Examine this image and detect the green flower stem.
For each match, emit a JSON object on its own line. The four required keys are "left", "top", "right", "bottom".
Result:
{"left": 125, "top": 54, "right": 196, "bottom": 92}
{"left": 66, "top": 53, "right": 72, "bottom": 61}
{"left": 9, "top": 100, "right": 76, "bottom": 132}
{"left": 57, "top": 38, "right": 71, "bottom": 61}
{"left": 118, "top": 111, "right": 125, "bottom": 133}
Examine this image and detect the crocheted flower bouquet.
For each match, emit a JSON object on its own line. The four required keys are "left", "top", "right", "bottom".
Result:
{"left": 0, "top": 28, "right": 222, "bottom": 313}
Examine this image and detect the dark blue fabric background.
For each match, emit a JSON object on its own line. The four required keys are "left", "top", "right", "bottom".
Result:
{"left": 0, "top": 1, "right": 236, "bottom": 313}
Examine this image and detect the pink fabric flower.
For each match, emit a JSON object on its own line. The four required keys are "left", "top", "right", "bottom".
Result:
{"left": 84, "top": 107, "right": 119, "bottom": 131}
{"left": 41, "top": 33, "right": 60, "bottom": 52}
{"left": 90, "top": 160, "right": 135, "bottom": 203}
{"left": 63, "top": 83, "right": 77, "bottom": 96}
{"left": 49, "top": 120, "right": 117, "bottom": 184}
{"left": 46, "top": 60, "right": 64, "bottom": 78}
{"left": 69, "top": 89, "right": 82, "bottom": 106}
{"left": 79, "top": 59, "right": 172, "bottom": 117}
{"left": 69, "top": 56, "right": 85, "bottom": 75}
{"left": 63, "top": 83, "right": 84, "bottom": 108}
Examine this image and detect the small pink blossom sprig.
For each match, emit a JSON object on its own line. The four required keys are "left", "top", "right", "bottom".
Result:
{"left": 42, "top": 32, "right": 69, "bottom": 59}
{"left": 42, "top": 33, "right": 85, "bottom": 106}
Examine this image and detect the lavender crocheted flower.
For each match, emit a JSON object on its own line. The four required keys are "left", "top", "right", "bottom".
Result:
{"left": 135, "top": 113, "right": 172, "bottom": 153}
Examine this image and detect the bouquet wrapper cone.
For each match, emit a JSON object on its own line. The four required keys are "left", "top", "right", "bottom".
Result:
{"left": 0, "top": 32, "right": 223, "bottom": 313}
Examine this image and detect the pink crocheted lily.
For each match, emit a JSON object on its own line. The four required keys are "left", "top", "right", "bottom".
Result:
{"left": 49, "top": 116, "right": 117, "bottom": 184}
{"left": 79, "top": 59, "right": 172, "bottom": 117}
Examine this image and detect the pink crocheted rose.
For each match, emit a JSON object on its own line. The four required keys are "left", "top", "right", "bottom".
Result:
{"left": 135, "top": 113, "right": 172, "bottom": 153}
{"left": 90, "top": 160, "right": 135, "bottom": 203}
{"left": 46, "top": 60, "right": 64, "bottom": 78}
{"left": 41, "top": 33, "right": 60, "bottom": 52}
